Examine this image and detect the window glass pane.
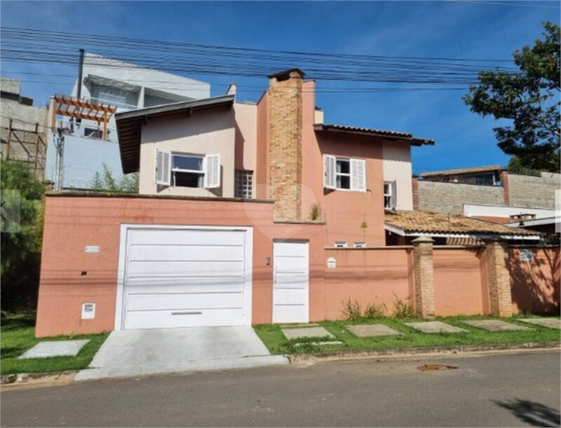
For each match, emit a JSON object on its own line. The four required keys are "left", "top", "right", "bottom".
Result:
{"left": 174, "top": 171, "right": 203, "bottom": 188}
{"left": 336, "top": 159, "right": 350, "bottom": 174}
{"left": 173, "top": 155, "right": 203, "bottom": 171}
{"left": 384, "top": 183, "right": 391, "bottom": 195}
{"left": 337, "top": 175, "right": 350, "bottom": 189}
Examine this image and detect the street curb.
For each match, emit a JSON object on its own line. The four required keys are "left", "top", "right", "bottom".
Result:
{"left": 1, "top": 370, "right": 77, "bottom": 386}
{"left": 287, "top": 341, "right": 561, "bottom": 363}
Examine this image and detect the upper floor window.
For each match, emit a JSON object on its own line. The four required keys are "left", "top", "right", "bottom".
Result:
{"left": 155, "top": 149, "right": 220, "bottom": 189}
{"left": 323, "top": 155, "right": 366, "bottom": 192}
{"left": 384, "top": 181, "right": 397, "bottom": 210}
{"left": 235, "top": 170, "right": 253, "bottom": 198}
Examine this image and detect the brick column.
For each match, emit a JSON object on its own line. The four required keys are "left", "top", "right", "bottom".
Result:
{"left": 412, "top": 236, "right": 436, "bottom": 318}
{"left": 267, "top": 69, "right": 304, "bottom": 221}
{"left": 485, "top": 240, "right": 513, "bottom": 317}
{"left": 412, "top": 176, "right": 419, "bottom": 210}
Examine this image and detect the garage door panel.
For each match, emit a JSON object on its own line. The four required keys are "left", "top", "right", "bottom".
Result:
{"left": 125, "top": 309, "right": 245, "bottom": 329}
{"left": 126, "top": 292, "right": 244, "bottom": 312}
{"left": 128, "top": 245, "right": 244, "bottom": 262}
{"left": 129, "top": 229, "right": 244, "bottom": 247}
{"left": 125, "top": 281, "right": 244, "bottom": 295}
{"left": 121, "top": 227, "right": 250, "bottom": 330}
{"left": 127, "top": 261, "right": 245, "bottom": 276}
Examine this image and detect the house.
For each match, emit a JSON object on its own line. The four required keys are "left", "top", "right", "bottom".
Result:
{"left": 116, "top": 69, "right": 433, "bottom": 246}
{"left": 35, "top": 69, "right": 549, "bottom": 337}
{"left": 44, "top": 53, "right": 210, "bottom": 190}
{"left": 0, "top": 77, "right": 48, "bottom": 179}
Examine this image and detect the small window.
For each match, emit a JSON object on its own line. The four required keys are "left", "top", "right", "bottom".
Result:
{"left": 84, "top": 128, "right": 102, "bottom": 139}
{"left": 336, "top": 159, "right": 351, "bottom": 190}
{"left": 334, "top": 241, "right": 348, "bottom": 248}
{"left": 235, "top": 170, "right": 253, "bottom": 198}
{"left": 354, "top": 242, "right": 366, "bottom": 248}
{"left": 384, "top": 181, "right": 397, "bottom": 210}
{"left": 324, "top": 155, "right": 366, "bottom": 191}
{"left": 172, "top": 154, "right": 204, "bottom": 188}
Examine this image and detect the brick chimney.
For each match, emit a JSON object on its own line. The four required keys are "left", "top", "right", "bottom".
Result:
{"left": 267, "top": 69, "right": 304, "bottom": 220}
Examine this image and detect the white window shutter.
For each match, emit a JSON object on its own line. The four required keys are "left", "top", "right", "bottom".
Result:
{"left": 351, "top": 159, "right": 366, "bottom": 191}
{"left": 323, "top": 154, "right": 336, "bottom": 189}
{"left": 204, "top": 154, "right": 221, "bottom": 188}
{"left": 391, "top": 180, "right": 397, "bottom": 209}
{"left": 155, "top": 149, "right": 171, "bottom": 186}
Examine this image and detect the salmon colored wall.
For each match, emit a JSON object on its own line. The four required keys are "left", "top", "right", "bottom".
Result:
{"left": 433, "top": 248, "right": 486, "bottom": 316}
{"left": 301, "top": 81, "right": 385, "bottom": 246}
{"left": 36, "top": 195, "right": 325, "bottom": 337}
{"left": 323, "top": 248, "right": 413, "bottom": 319}
{"left": 509, "top": 247, "right": 560, "bottom": 315}
{"left": 255, "top": 92, "right": 269, "bottom": 199}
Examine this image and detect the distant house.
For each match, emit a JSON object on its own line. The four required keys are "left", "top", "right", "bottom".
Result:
{"left": 44, "top": 53, "right": 210, "bottom": 190}
{"left": 0, "top": 77, "right": 48, "bottom": 178}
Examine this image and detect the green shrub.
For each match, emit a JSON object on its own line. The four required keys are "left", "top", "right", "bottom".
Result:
{"left": 392, "top": 293, "right": 415, "bottom": 318}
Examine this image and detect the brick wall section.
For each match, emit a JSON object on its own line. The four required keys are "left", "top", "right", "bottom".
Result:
{"left": 507, "top": 173, "right": 559, "bottom": 209}
{"left": 267, "top": 70, "right": 303, "bottom": 220}
{"left": 418, "top": 180, "right": 505, "bottom": 214}
{"left": 412, "top": 176, "right": 419, "bottom": 210}
{"left": 485, "top": 240, "right": 513, "bottom": 317}
{"left": 412, "top": 236, "right": 436, "bottom": 317}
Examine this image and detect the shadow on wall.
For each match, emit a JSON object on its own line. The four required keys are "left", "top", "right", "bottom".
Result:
{"left": 493, "top": 399, "right": 561, "bottom": 427}
{"left": 509, "top": 248, "right": 560, "bottom": 315}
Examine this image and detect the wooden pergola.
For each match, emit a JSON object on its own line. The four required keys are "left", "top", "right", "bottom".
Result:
{"left": 50, "top": 94, "right": 117, "bottom": 140}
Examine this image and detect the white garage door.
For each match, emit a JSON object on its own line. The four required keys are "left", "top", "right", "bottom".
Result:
{"left": 117, "top": 227, "right": 252, "bottom": 330}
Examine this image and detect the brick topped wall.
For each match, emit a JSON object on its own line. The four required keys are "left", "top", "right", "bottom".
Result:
{"left": 268, "top": 70, "right": 304, "bottom": 220}
{"left": 508, "top": 173, "right": 559, "bottom": 209}
{"left": 417, "top": 180, "right": 505, "bottom": 214}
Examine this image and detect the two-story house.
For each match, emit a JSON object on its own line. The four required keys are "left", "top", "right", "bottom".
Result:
{"left": 35, "top": 69, "right": 437, "bottom": 336}
{"left": 116, "top": 69, "right": 433, "bottom": 247}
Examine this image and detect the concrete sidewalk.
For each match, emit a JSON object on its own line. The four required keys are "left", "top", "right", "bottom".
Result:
{"left": 75, "top": 326, "right": 287, "bottom": 381}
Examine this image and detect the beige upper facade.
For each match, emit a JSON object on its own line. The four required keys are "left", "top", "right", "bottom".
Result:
{"left": 116, "top": 70, "right": 432, "bottom": 245}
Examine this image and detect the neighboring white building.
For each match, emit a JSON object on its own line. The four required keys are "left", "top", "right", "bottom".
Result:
{"left": 45, "top": 54, "right": 211, "bottom": 189}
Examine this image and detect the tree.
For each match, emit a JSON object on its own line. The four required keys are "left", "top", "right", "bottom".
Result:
{"left": 464, "top": 21, "right": 560, "bottom": 172}
{"left": 1, "top": 159, "right": 44, "bottom": 312}
{"left": 90, "top": 164, "right": 139, "bottom": 193}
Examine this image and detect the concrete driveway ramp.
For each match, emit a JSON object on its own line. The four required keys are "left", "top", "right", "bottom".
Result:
{"left": 75, "top": 326, "right": 287, "bottom": 381}
{"left": 463, "top": 320, "right": 531, "bottom": 332}
{"left": 405, "top": 321, "right": 467, "bottom": 334}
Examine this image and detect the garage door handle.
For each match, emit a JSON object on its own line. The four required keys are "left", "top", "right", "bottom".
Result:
{"left": 171, "top": 311, "right": 202, "bottom": 316}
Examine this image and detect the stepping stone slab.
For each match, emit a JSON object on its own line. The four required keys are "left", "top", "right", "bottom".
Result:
{"left": 346, "top": 324, "right": 402, "bottom": 337}
{"left": 282, "top": 327, "right": 334, "bottom": 340}
{"left": 404, "top": 321, "right": 467, "bottom": 334}
{"left": 519, "top": 318, "right": 561, "bottom": 329}
{"left": 18, "top": 340, "right": 89, "bottom": 359}
{"left": 462, "top": 320, "right": 531, "bottom": 332}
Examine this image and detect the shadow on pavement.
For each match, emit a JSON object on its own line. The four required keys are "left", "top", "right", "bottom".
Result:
{"left": 493, "top": 398, "right": 561, "bottom": 427}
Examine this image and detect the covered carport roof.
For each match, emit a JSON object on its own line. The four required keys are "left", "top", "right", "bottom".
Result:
{"left": 116, "top": 95, "right": 234, "bottom": 174}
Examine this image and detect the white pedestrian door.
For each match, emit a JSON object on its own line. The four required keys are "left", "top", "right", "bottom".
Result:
{"left": 273, "top": 241, "right": 309, "bottom": 323}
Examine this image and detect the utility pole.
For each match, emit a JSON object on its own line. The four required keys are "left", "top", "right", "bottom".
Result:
{"left": 53, "top": 127, "right": 65, "bottom": 191}
{"left": 72, "top": 49, "right": 86, "bottom": 132}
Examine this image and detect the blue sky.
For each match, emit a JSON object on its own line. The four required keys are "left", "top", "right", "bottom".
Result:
{"left": 1, "top": 1, "right": 559, "bottom": 174}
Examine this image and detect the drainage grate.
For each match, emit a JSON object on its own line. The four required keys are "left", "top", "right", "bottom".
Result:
{"left": 417, "top": 364, "right": 459, "bottom": 372}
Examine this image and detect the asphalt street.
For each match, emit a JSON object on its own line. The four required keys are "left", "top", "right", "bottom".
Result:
{"left": 2, "top": 350, "right": 560, "bottom": 427}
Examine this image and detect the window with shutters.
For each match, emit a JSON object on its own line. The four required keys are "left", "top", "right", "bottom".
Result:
{"left": 155, "top": 150, "right": 220, "bottom": 189}
{"left": 172, "top": 154, "right": 204, "bottom": 188}
{"left": 323, "top": 155, "right": 366, "bottom": 192}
